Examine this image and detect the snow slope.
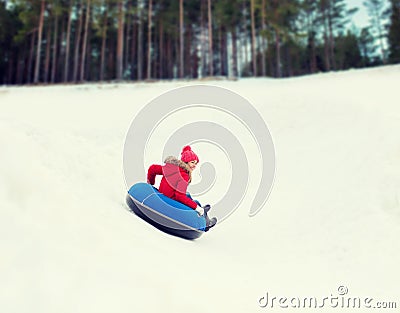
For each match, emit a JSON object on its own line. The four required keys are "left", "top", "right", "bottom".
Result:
{"left": 1, "top": 66, "right": 399, "bottom": 312}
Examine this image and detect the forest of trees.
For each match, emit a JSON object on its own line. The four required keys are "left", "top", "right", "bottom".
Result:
{"left": 0, "top": 0, "right": 399, "bottom": 85}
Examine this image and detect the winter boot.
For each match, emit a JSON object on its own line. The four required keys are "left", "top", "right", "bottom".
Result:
{"left": 205, "top": 217, "right": 217, "bottom": 232}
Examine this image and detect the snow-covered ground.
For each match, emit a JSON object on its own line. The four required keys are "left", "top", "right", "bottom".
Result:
{"left": 1, "top": 66, "right": 399, "bottom": 312}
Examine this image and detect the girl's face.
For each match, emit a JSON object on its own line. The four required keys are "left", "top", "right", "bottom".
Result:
{"left": 188, "top": 160, "right": 198, "bottom": 172}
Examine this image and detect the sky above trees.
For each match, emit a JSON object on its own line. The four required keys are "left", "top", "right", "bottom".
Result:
{"left": 348, "top": 0, "right": 371, "bottom": 27}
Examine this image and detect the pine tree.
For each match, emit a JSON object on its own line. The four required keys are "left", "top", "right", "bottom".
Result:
{"left": 34, "top": 0, "right": 46, "bottom": 83}
{"left": 364, "top": 0, "right": 389, "bottom": 63}
{"left": 359, "top": 27, "right": 376, "bottom": 66}
{"left": 116, "top": 0, "right": 124, "bottom": 80}
{"left": 335, "top": 30, "right": 363, "bottom": 69}
{"left": 214, "top": 0, "right": 241, "bottom": 77}
{"left": 0, "top": 1, "right": 21, "bottom": 84}
{"left": 250, "top": 0, "right": 257, "bottom": 76}
{"left": 80, "top": 0, "right": 91, "bottom": 82}
{"left": 387, "top": 0, "right": 400, "bottom": 63}
{"left": 147, "top": 0, "right": 152, "bottom": 79}
{"left": 208, "top": 0, "right": 213, "bottom": 76}
{"left": 64, "top": 0, "right": 73, "bottom": 82}
{"left": 137, "top": 0, "right": 143, "bottom": 80}
{"left": 302, "top": 0, "right": 318, "bottom": 73}
{"left": 50, "top": 0, "right": 61, "bottom": 83}
{"left": 263, "top": 0, "right": 301, "bottom": 77}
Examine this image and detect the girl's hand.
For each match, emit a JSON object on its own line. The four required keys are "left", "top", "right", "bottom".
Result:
{"left": 202, "top": 204, "right": 211, "bottom": 214}
{"left": 195, "top": 206, "right": 205, "bottom": 216}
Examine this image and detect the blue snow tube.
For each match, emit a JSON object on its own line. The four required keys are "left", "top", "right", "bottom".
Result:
{"left": 126, "top": 182, "right": 206, "bottom": 239}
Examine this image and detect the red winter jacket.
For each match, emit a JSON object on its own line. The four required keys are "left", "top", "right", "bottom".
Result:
{"left": 147, "top": 156, "right": 198, "bottom": 209}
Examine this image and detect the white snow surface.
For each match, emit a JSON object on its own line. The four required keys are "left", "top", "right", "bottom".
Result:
{"left": 1, "top": 66, "right": 400, "bottom": 312}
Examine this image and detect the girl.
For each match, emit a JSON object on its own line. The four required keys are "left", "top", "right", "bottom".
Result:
{"left": 147, "top": 145, "right": 217, "bottom": 230}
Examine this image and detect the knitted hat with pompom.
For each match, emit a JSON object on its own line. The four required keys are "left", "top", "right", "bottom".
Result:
{"left": 180, "top": 145, "right": 199, "bottom": 163}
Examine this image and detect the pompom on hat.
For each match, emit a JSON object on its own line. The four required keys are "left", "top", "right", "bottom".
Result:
{"left": 180, "top": 145, "right": 199, "bottom": 163}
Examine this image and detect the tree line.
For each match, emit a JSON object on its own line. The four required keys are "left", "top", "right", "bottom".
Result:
{"left": 0, "top": 0, "right": 399, "bottom": 85}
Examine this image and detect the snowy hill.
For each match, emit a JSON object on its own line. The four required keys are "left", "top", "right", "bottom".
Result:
{"left": 1, "top": 66, "right": 399, "bottom": 312}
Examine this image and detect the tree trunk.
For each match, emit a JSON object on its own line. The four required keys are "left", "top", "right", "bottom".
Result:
{"left": 231, "top": 28, "right": 238, "bottom": 78}
{"left": 28, "top": 31, "right": 36, "bottom": 83}
{"left": 286, "top": 45, "right": 293, "bottom": 77}
{"left": 117, "top": 0, "right": 125, "bottom": 80}
{"left": 242, "top": 0, "right": 249, "bottom": 76}
{"left": 219, "top": 26, "right": 226, "bottom": 76}
{"left": 124, "top": 1, "right": 132, "bottom": 73}
{"left": 137, "top": 0, "right": 143, "bottom": 80}
{"left": 322, "top": 7, "right": 330, "bottom": 71}
{"left": 250, "top": 0, "right": 257, "bottom": 76}
{"left": 257, "top": 29, "right": 262, "bottom": 74}
{"left": 187, "top": 23, "right": 193, "bottom": 77}
{"left": 374, "top": 5, "right": 387, "bottom": 63}
{"left": 159, "top": 19, "right": 163, "bottom": 79}
{"left": 200, "top": 0, "right": 205, "bottom": 77}
{"left": 80, "top": 0, "right": 91, "bottom": 82}
{"left": 167, "top": 36, "right": 171, "bottom": 78}
{"left": 207, "top": 0, "right": 213, "bottom": 76}
{"left": 100, "top": 6, "right": 108, "bottom": 81}
{"left": 310, "top": 35, "right": 317, "bottom": 73}
{"left": 44, "top": 21, "right": 51, "bottom": 83}
{"left": 191, "top": 29, "right": 198, "bottom": 78}
{"left": 267, "top": 36, "right": 273, "bottom": 76}
{"left": 34, "top": 0, "right": 46, "bottom": 83}
{"left": 64, "top": 0, "right": 73, "bottom": 82}
{"left": 323, "top": 30, "right": 330, "bottom": 71}
{"left": 16, "top": 46, "right": 24, "bottom": 84}
{"left": 108, "top": 38, "right": 114, "bottom": 79}
{"left": 73, "top": 0, "right": 84, "bottom": 82}
{"left": 223, "top": 30, "right": 228, "bottom": 76}
{"left": 275, "top": 29, "right": 281, "bottom": 77}
{"left": 179, "top": 0, "right": 184, "bottom": 78}
{"left": 328, "top": 12, "right": 336, "bottom": 70}
{"left": 218, "top": 26, "right": 222, "bottom": 75}
{"left": 86, "top": 28, "right": 92, "bottom": 80}
{"left": 147, "top": 0, "right": 152, "bottom": 79}
{"left": 130, "top": 8, "right": 137, "bottom": 80}
{"left": 261, "top": 0, "right": 266, "bottom": 76}
{"left": 7, "top": 53, "right": 14, "bottom": 84}
{"left": 51, "top": 4, "right": 59, "bottom": 83}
